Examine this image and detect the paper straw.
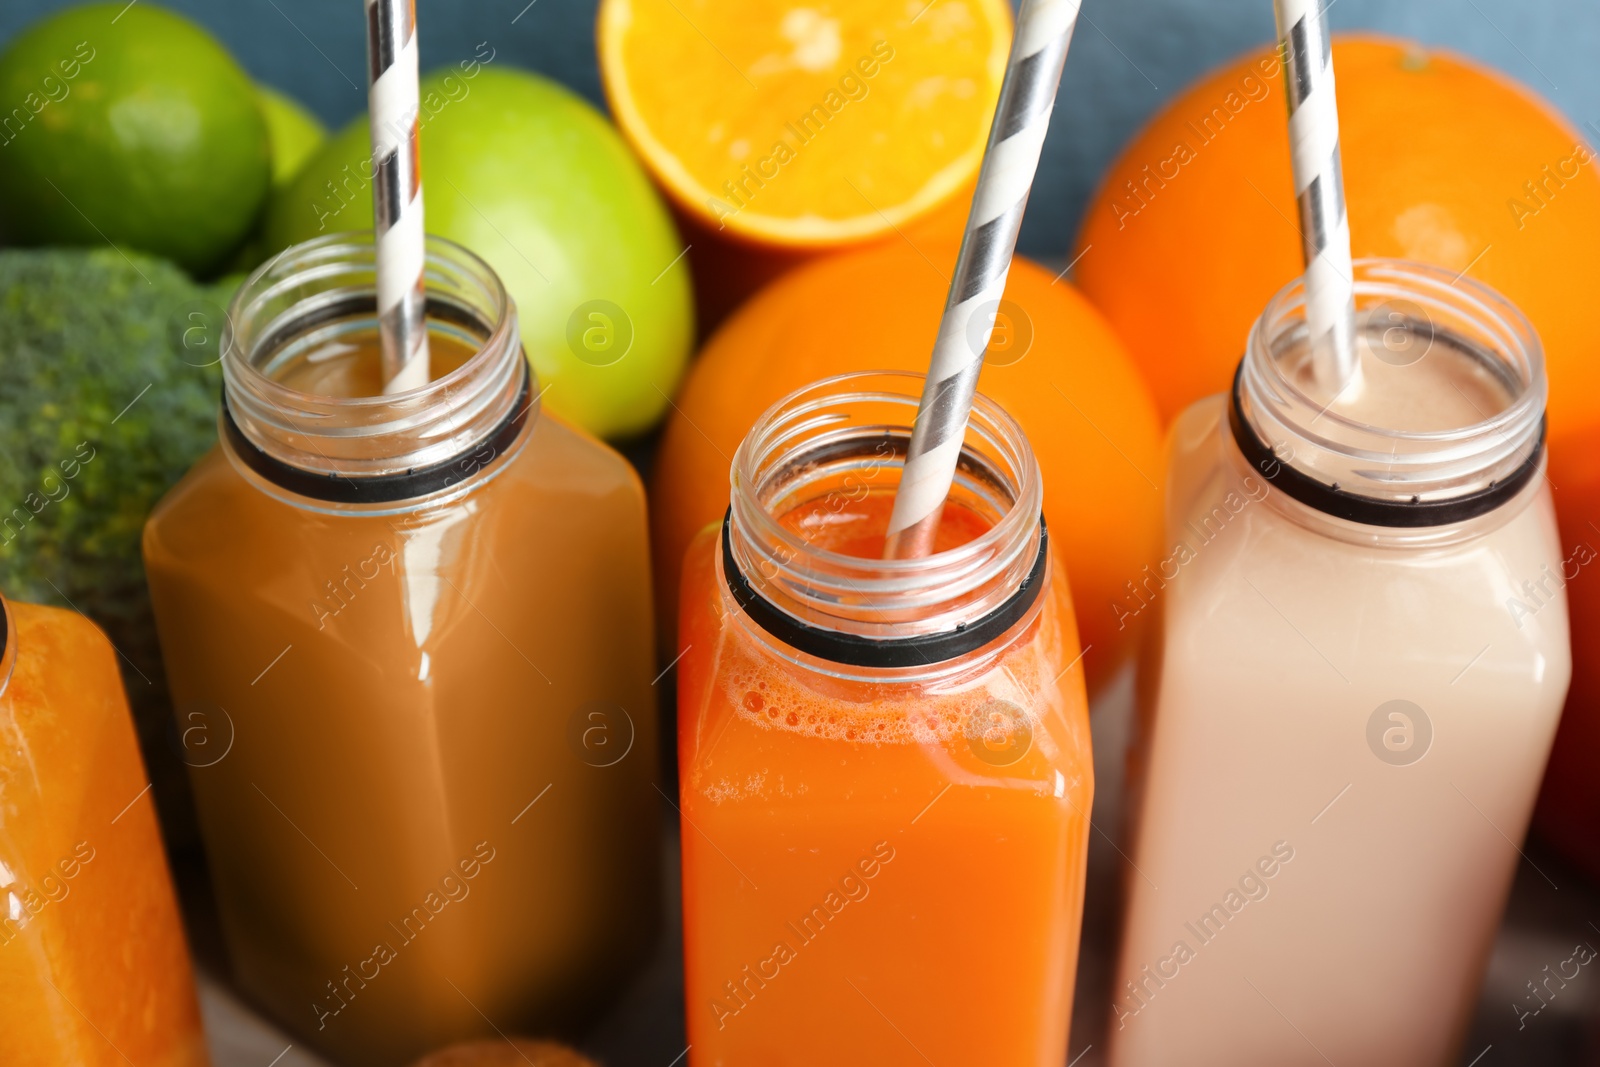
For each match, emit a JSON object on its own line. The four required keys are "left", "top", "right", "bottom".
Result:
{"left": 1274, "top": 0, "right": 1356, "bottom": 395}
{"left": 883, "top": 0, "right": 1081, "bottom": 560}
{"left": 364, "top": 0, "right": 431, "bottom": 393}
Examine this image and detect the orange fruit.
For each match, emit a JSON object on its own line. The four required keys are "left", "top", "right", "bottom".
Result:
{"left": 651, "top": 240, "right": 1164, "bottom": 691}
{"left": 598, "top": 0, "right": 1010, "bottom": 248}
{"left": 1073, "top": 36, "right": 1600, "bottom": 873}
{"left": 677, "top": 175, "right": 978, "bottom": 335}
{"left": 1074, "top": 34, "right": 1600, "bottom": 440}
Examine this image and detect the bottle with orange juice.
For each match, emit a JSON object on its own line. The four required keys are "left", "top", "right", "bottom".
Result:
{"left": 677, "top": 372, "right": 1092, "bottom": 1066}
{"left": 0, "top": 593, "right": 210, "bottom": 1066}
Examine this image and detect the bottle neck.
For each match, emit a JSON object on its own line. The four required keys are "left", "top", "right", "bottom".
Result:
{"left": 221, "top": 235, "right": 532, "bottom": 508}
{"left": 1236, "top": 258, "right": 1546, "bottom": 529}
{"left": 724, "top": 372, "right": 1044, "bottom": 672}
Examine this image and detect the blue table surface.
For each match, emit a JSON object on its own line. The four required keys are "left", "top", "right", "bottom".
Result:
{"left": 3, "top": 0, "right": 1596, "bottom": 261}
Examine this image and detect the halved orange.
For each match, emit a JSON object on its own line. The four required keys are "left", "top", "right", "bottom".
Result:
{"left": 598, "top": 0, "right": 1011, "bottom": 247}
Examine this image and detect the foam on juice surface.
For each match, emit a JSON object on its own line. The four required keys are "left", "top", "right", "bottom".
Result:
{"left": 778, "top": 489, "right": 991, "bottom": 558}
{"left": 720, "top": 491, "right": 1055, "bottom": 747}
{"left": 721, "top": 660, "right": 980, "bottom": 745}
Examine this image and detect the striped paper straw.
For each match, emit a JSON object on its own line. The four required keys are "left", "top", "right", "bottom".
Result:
{"left": 365, "top": 0, "right": 431, "bottom": 393}
{"left": 883, "top": 0, "right": 1081, "bottom": 560}
{"left": 1274, "top": 0, "right": 1356, "bottom": 395}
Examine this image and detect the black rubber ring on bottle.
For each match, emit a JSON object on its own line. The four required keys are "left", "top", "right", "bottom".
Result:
{"left": 1228, "top": 362, "right": 1546, "bottom": 528}
{"left": 221, "top": 362, "right": 533, "bottom": 504}
{"left": 720, "top": 508, "right": 1050, "bottom": 669}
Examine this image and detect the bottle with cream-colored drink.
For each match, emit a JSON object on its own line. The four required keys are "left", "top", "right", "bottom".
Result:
{"left": 677, "top": 373, "right": 1093, "bottom": 1066}
{"left": 1111, "top": 260, "right": 1570, "bottom": 1066}
{"left": 143, "top": 235, "right": 659, "bottom": 1067}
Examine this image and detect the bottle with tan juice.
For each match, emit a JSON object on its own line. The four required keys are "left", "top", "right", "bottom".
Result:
{"left": 1111, "top": 260, "right": 1570, "bottom": 1066}
{"left": 143, "top": 235, "right": 660, "bottom": 1067}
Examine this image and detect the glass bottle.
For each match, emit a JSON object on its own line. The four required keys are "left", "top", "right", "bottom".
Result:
{"left": 143, "top": 235, "right": 659, "bottom": 1067}
{"left": 1111, "top": 259, "right": 1569, "bottom": 1066}
{"left": 676, "top": 371, "right": 1093, "bottom": 1066}
{"left": 0, "top": 593, "right": 210, "bottom": 1066}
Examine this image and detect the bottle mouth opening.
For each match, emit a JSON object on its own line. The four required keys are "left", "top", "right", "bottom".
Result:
{"left": 1238, "top": 258, "right": 1546, "bottom": 517}
{"left": 221, "top": 233, "right": 530, "bottom": 486}
{"left": 1247, "top": 258, "right": 1543, "bottom": 443}
{"left": 727, "top": 371, "right": 1044, "bottom": 651}
{"left": 237, "top": 290, "right": 496, "bottom": 403}
{"left": 226, "top": 232, "right": 512, "bottom": 406}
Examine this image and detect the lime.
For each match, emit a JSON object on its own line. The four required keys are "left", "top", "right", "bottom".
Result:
{"left": 267, "top": 66, "right": 693, "bottom": 441}
{"left": 0, "top": 3, "right": 270, "bottom": 275}
{"left": 258, "top": 85, "right": 325, "bottom": 190}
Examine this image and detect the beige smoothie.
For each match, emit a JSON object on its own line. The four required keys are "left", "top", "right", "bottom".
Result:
{"left": 1112, "top": 267, "right": 1570, "bottom": 1066}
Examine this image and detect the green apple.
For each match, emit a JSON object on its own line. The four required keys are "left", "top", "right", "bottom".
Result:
{"left": 267, "top": 66, "right": 693, "bottom": 441}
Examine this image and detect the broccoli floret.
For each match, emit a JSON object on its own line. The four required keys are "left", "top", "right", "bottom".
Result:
{"left": 0, "top": 247, "right": 225, "bottom": 842}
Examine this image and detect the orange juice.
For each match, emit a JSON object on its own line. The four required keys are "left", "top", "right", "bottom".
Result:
{"left": 0, "top": 595, "right": 209, "bottom": 1066}
{"left": 676, "top": 373, "right": 1092, "bottom": 1066}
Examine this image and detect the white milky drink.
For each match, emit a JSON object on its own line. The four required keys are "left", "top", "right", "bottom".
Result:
{"left": 1110, "top": 260, "right": 1571, "bottom": 1066}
